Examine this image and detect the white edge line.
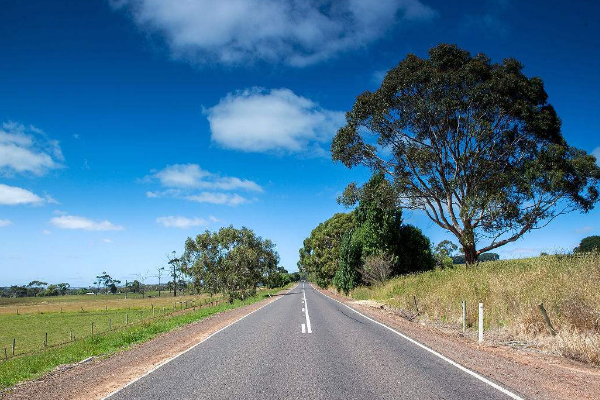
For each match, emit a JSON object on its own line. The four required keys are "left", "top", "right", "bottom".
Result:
{"left": 311, "top": 284, "right": 525, "bottom": 400}
{"left": 102, "top": 283, "right": 299, "bottom": 400}
{"left": 303, "top": 290, "right": 312, "bottom": 333}
{"left": 301, "top": 323, "right": 306, "bottom": 333}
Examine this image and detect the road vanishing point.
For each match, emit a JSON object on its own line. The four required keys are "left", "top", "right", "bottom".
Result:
{"left": 105, "top": 283, "right": 523, "bottom": 400}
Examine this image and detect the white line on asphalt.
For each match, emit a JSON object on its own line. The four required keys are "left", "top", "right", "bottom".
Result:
{"left": 303, "top": 289, "right": 312, "bottom": 333}
{"left": 102, "top": 283, "right": 299, "bottom": 400}
{"left": 301, "top": 323, "right": 306, "bottom": 333}
{"left": 312, "top": 285, "right": 524, "bottom": 400}
{"left": 302, "top": 308, "right": 305, "bottom": 312}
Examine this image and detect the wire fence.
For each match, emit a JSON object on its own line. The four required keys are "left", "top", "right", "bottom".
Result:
{"left": 1, "top": 297, "right": 227, "bottom": 361}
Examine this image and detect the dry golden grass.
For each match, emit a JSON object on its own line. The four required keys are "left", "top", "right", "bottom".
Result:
{"left": 0, "top": 292, "right": 219, "bottom": 315}
{"left": 351, "top": 253, "right": 600, "bottom": 365}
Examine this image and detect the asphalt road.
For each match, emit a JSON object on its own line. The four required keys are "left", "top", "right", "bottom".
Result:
{"left": 106, "top": 283, "right": 522, "bottom": 400}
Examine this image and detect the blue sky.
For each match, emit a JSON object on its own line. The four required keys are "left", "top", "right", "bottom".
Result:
{"left": 1, "top": 0, "right": 599, "bottom": 287}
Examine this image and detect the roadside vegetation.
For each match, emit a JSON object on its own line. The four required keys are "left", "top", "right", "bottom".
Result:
{"left": 1, "top": 225, "right": 298, "bottom": 389}
{"left": 0, "top": 285, "right": 291, "bottom": 390}
{"left": 299, "top": 44, "right": 600, "bottom": 367}
{"left": 352, "top": 252, "right": 600, "bottom": 365}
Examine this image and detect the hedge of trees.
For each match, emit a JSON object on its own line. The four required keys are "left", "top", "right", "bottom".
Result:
{"left": 299, "top": 173, "right": 435, "bottom": 294}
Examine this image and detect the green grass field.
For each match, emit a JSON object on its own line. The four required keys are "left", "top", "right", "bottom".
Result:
{"left": 0, "top": 285, "right": 290, "bottom": 389}
{"left": 0, "top": 292, "right": 223, "bottom": 356}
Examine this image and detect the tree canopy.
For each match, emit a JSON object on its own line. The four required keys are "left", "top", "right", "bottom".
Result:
{"left": 574, "top": 235, "right": 600, "bottom": 253}
{"left": 298, "top": 212, "right": 355, "bottom": 287}
{"left": 332, "top": 44, "right": 600, "bottom": 264}
{"left": 183, "top": 226, "right": 280, "bottom": 302}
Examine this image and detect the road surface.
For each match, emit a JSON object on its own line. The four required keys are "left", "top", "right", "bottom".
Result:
{"left": 106, "top": 283, "right": 523, "bottom": 400}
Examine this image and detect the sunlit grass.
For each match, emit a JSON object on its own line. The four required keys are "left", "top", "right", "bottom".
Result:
{"left": 0, "top": 285, "right": 290, "bottom": 389}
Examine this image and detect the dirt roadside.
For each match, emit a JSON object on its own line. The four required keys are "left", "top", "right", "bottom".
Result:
{"left": 317, "top": 286, "right": 600, "bottom": 400}
{"left": 0, "top": 291, "right": 288, "bottom": 400}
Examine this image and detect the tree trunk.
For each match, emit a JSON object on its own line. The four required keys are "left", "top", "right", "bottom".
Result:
{"left": 463, "top": 244, "right": 478, "bottom": 266}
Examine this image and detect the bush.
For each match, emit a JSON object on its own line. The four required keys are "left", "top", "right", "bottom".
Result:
{"left": 361, "top": 254, "right": 393, "bottom": 285}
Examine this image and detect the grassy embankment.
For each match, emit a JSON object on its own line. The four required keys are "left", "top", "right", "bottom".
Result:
{"left": 351, "top": 253, "right": 600, "bottom": 365}
{"left": 0, "top": 285, "right": 290, "bottom": 389}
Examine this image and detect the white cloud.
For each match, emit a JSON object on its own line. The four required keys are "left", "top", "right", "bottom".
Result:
{"left": 207, "top": 88, "right": 345, "bottom": 153}
{"left": 185, "top": 192, "right": 248, "bottom": 206}
{"left": 150, "top": 164, "right": 263, "bottom": 191}
{"left": 156, "top": 216, "right": 210, "bottom": 229}
{"left": 110, "top": 0, "right": 436, "bottom": 67}
{"left": 50, "top": 215, "right": 124, "bottom": 231}
{"left": 0, "top": 184, "right": 45, "bottom": 205}
{"left": 0, "top": 121, "right": 64, "bottom": 176}
{"left": 0, "top": 219, "right": 12, "bottom": 227}
{"left": 42, "top": 229, "right": 52, "bottom": 235}
{"left": 102, "top": 238, "right": 113, "bottom": 243}
{"left": 592, "top": 146, "right": 600, "bottom": 166}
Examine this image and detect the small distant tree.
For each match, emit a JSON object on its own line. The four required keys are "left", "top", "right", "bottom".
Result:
{"left": 57, "top": 283, "right": 70, "bottom": 295}
{"left": 27, "top": 281, "right": 47, "bottom": 297}
{"left": 434, "top": 240, "right": 459, "bottom": 268}
{"left": 574, "top": 235, "right": 600, "bottom": 253}
{"left": 95, "top": 272, "right": 120, "bottom": 294}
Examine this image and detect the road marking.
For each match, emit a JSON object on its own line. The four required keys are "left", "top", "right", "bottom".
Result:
{"left": 303, "top": 289, "right": 312, "bottom": 333}
{"left": 102, "top": 283, "right": 299, "bottom": 399}
{"left": 301, "top": 323, "right": 306, "bottom": 333}
{"left": 302, "top": 307, "right": 305, "bottom": 312}
{"left": 312, "top": 285, "right": 524, "bottom": 400}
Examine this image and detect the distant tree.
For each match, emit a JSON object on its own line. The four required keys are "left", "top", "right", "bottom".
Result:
{"left": 43, "top": 284, "right": 59, "bottom": 296}
{"left": 27, "top": 281, "right": 47, "bottom": 297}
{"left": 184, "top": 226, "right": 279, "bottom": 302}
{"left": 298, "top": 212, "right": 355, "bottom": 287}
{"left": 574, "top": 235, "right": 600, "bottom": 253}
{"left": 128, "top": 280, "right": 141, "bottom": 293}
{"left": 434, "top": 240, "right": 459, "bottom": 268}
{"left": 57, "top": 283, "right": 70, "bottom": 296}
{"left": 95, "top": 272, "right": 120, "bottom": 294}
{"left": 109, "top": 283, "right": 118, "bottom": 294}
{"left": 10, "top": 285, "right": 28, "bottom": 297}
{"left": 332, "top": 44, "right": 600, "bottom": 265}
{"left": 478, "top": 253, "right": 500, "bottom": 262}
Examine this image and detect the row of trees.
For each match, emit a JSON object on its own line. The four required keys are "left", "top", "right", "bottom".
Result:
{"left": 300, "top": 173, "right": 436, "bottom": 294}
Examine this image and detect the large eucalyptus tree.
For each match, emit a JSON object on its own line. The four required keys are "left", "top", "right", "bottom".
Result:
{"left": 332, "top": 44, "right": 600, "bottom": 264}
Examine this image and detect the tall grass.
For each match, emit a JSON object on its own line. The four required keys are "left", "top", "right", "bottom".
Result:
{"left": 351, "top": 254, "right": 600, "bottom": 364}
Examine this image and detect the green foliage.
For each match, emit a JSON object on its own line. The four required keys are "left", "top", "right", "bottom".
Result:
{"left": 574, "top": 235, "right": 600, "bottom": 253}
{"left": 298, "top": 212, "right": 355, "bottom": 287}
{"left": 332, "top": 43, "right": 600, "bottom": 264}
{"left": 184, "top": 226, "right": 280, "bottom": 302}
{"left": 333, "top": 233, "right": 361, "bottom": 295}
{"left": 396, "top": 225, "right": 436, "bottom": 274}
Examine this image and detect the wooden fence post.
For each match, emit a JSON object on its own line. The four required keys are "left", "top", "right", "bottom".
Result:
{"left": 462, "top": 301, "right": 467, "bottom": 333}
{"left": 12, "top": 339, "right": 15, "bottom": 356}
{"left": 91, "top": 322, "right": 94, "bottom": 338}
{"left": 478, "top": 303, "right": 484, "bottom": 343}
{"left": 44, "top": 332, "right": 48, "bottom": 349}
{"left": 126, "top": 313, "right": 129, "bottom": 324}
